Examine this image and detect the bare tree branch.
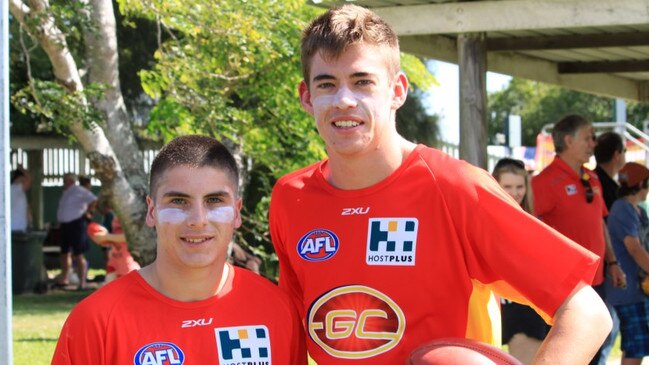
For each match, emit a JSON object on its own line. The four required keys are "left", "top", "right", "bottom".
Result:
{"left": 9, "top": 0, "right": 30, "bottom": 23}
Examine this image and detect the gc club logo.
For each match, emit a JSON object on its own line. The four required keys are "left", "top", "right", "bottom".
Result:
{"left": 307, "top": 285, "right": 405, "bottom": 359}
{"left": 297, "top": 229, "right": 339, "bottom": 262}
{"left": 133, "top": 342, "right": 185, "bottom": 365}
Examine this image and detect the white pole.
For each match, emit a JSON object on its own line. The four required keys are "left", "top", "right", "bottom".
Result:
{"left": 1, "top": 0, "right": 14, "bottom": 362}
{"left": 615, "top": 98, "right": 626, "bottom": 135}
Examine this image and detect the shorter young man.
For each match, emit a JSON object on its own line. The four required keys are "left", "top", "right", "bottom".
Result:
{"left": 52, "top": 135, "right": 306, "bottom": 364}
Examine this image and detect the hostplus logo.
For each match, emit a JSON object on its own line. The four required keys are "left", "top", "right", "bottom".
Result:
{"left": 215, "top": 325, "right": 271, "bottom": 365}
{"left": 366, "top": 218, "right": 418, "bottom": 266}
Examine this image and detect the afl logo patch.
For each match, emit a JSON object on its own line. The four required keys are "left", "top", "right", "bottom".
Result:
{"left": 133, "top": 342, "right": 185, "bottom": 365}
{"left": 297, "top": 229, "right": 339, "bottom": 262}
{"left": 307, "top": 285, "right": 405, "bottom": 359}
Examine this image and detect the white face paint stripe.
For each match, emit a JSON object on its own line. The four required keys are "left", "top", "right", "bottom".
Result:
{"left": 206, "top": 206, "right": 235, "bottom": 224}
{"left": 157, "top": 208, "right": 188, "bottom": 224}
{"left": 312, "top": 94, "right": 337, "bottom": 108}
{"left": 156, "top": 206, "right": 235, "bottom": 224}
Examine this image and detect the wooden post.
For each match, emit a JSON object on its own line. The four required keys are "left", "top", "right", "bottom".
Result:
{"left": 458, "top": 33, "right": 488, "bottom": 169}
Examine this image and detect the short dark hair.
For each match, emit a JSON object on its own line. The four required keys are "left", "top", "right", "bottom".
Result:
{"left": 148, "top": 135, "right": 239, "bottom": 199}
{"left": 594, "top": 131, "right": 624, "bottom": 164}
{"left": 300, "top": 4, "right": 400, "bottom": 85}
{"left": 552, "top": 114, "right": 591, "bottom": 153}
{"left": 10, "top": 169, "right": 25, "bottom": 184}
{"left": 78, "top": 175, "right": 91, "bottom": 187}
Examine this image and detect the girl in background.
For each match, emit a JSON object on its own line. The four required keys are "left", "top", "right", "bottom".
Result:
{"left": 87, "top": 216, "right": 140, "bottom": 284}
{"left": 492, "top": 158, "right": 549, "bottom": 365}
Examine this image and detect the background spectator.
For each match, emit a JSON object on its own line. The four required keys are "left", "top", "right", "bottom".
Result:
{"left": 593, "top": 131, "right": 626, "bottom": 365}
{"left": 55, "top": 173, "right": 97, "bottom": 290}
{"left": 10, "top": 165, "right": 32, "bottom": 232}
{"left": 605, "top": 162, "right": 649, "bottom": 365}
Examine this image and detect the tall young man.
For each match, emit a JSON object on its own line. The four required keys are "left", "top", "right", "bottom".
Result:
{"left": 53, "top": 135, "right": 306, "bottom": 364}
{"left": 270, "top": 5, "right": 611, "bottom": 364}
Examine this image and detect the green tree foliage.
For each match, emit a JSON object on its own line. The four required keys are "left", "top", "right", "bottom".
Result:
{"left": 488, "top": 78, "right": 649, "bottom": 146}
{"left": 628, "top": 102, "right": 649, "bottom": 127}
{"left": 397, "top": 89, "right": 440, "bottom": 147}
{"left": 121, "top": 0, "right": 325, "bottom": 178}
{"left": 9, "top": 1, "right": 76, "bottom": 135}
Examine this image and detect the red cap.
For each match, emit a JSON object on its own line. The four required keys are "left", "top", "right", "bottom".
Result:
{"left": 618, "top": 162, "right": 649, "bottom": 187}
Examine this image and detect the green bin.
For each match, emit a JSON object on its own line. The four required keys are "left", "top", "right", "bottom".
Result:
{"left": 11, "top": 231, "right": 46, "bottom": 294}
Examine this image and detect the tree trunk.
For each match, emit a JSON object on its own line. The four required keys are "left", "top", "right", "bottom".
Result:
{"left": 82, "top": 0, "right": 155, "bottom": 263}
{"left": 10, "top": 0, "right": 156, "bottom": 263}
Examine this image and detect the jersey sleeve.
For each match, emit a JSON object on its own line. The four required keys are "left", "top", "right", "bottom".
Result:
{"left": 51, "top": 299, "right": 107, "bottom": 365}
{"left": 433, "top": 156, "right": 599, "bottom": 320}
{"left": 269, "top": 183, "right": 306, "bottom": 319}
{"left": 286, "top": 294, "right": 308, "bottom": 364}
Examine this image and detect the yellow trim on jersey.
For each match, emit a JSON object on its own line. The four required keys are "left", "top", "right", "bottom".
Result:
{"left": 466, "top": 279, "right": 502, "bottom": 346}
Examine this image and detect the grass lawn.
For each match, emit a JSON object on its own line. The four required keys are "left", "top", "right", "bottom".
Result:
{"left": 12, "top": 290, "right": 93, "bottom": 365}
{"left": 12, "top": 269, "right": 101, "bottom": 365}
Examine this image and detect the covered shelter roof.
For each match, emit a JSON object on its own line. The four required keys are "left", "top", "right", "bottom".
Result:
{"left": 310, "top": 0, "right": 649, "bottom": 102}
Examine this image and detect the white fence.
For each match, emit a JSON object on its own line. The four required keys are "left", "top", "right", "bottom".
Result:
{"left": 10, "top": 148, "right": 158, "bottom": 187}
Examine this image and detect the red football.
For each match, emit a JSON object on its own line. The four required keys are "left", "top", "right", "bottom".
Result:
{"left": 408, "top": 338, "right": 523, "bottom": 365}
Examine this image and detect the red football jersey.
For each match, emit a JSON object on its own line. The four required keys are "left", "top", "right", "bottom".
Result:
{"left": 51, "top": 266, "right": 306, "bottom": 365}
{"left": 270, "top": 145, "right": 598, "bottom": 364}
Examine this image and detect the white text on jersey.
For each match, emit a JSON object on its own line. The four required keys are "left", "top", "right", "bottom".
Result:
{"left": 181, "top": 318, "right": 213, "bottom": 328}
{"left": 341, "top": 207, "right": 370, "bottom": 216}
